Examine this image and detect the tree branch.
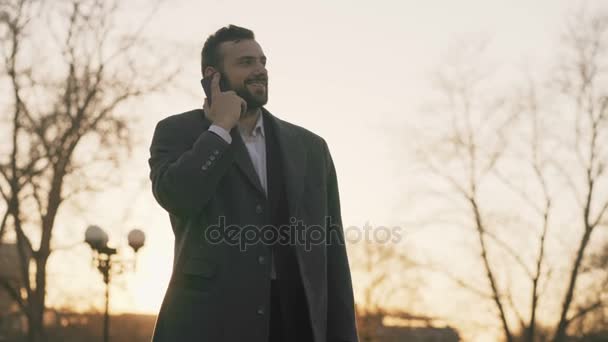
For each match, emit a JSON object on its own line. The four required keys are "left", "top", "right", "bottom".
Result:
{"left": 0, "top": 276, "right": 25, "bottom": 312}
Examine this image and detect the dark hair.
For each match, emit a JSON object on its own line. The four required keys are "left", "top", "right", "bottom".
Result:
{"left": 201, "top": 25, "right": 255, "bottom": 75}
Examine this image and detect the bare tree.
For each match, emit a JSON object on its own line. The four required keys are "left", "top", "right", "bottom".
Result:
{"left": 578, "top": 242, "right": 608, "bottom": 336}
{"left": 0, "top": 0, "right": 176, "bottom": 341}
{"left": 550, "top": 8, "right": 608, "bottom": 342}
{"left": 416, "top": 8, "right": 608, "bottom": 342}
{"left": 418, "top": 37, "right": 521, "bottom": 342}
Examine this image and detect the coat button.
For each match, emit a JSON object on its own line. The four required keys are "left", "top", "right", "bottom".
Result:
{"left": 255, "top": 204, "right": 263, "bottom": 214}
{"left": 257, "top": 305, "right": 265, "bottom": 315}
{"left": 213, "top": 150, "right": 220, "bottom": 155}
{"left": 202, "top": 165, "right": 208, "bottom": 171}
{"left": 205, "top": 160, "right": 212, "bottom": 166}
{"left": 209, "top": 155, "right": 216, "bottom": 161}
{"left": 258, "top": 256, "right": 266, "bottom": 264}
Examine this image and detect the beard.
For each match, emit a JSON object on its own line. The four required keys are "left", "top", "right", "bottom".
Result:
{"left": 238, "top": 84, "right": 268, "bottom": 110}
{"left": 221, "top": 71, "right": 268, "bottom": 110}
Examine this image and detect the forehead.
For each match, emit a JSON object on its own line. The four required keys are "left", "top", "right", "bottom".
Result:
{"left": 219, "top": 39, "right": 265, "bottom": 61}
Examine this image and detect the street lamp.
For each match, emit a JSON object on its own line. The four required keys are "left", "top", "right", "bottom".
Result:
{"left": 84, "top": 225, "right": 145, "bottom": 342}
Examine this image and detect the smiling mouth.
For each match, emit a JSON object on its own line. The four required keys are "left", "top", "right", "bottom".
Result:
{"left": 247, "top": 81, "right": 267, "bottom": 90}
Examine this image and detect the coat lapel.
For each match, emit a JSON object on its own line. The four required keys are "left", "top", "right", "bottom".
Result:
{"left": 199, "top": 109, "right": 266, "bottom": 197}
{"left": 263, "top": 108, "right": 307, "bottom": 218}
{"left": 230, "top": 128, "right": 266, "bottom": 197}
{"left": 199, "top": 107, "right": 307, "bottom": 212}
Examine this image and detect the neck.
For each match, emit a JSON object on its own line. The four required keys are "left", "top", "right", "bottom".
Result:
{"left": 239, "top": 107, "right": 261, "bottom": 135}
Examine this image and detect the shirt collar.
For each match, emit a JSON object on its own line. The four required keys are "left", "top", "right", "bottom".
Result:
{"left": 238, "top": 112, "right": 265, "bottom": 138}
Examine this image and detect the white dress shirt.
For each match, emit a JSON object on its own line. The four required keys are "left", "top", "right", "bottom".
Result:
{"left": 207, "top": 113, "right": 278, "bottom": 280}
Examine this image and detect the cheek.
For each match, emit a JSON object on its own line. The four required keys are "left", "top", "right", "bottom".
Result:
{"left": 238, "top": 67, "right": 258, "bottom": 81}
{"left": 232, "top": 76, "right": 247, "bottom": 88}
{"left": 230, "top": 70, "right": 248, "bottom": 84}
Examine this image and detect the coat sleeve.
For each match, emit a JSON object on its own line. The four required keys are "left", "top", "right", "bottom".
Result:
{"left": 148, "top": 117, "right": 235, "bottom": 218}
{"left": 322, "top": 139, "right": 360, "bottom": 342}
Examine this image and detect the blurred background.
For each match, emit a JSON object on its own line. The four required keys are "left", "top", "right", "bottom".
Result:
{"left": 1, "top": 0, "right": 607, "bottom": 341}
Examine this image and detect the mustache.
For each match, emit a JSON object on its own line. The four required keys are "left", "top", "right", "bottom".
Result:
{"left": 246, "top": 77, "right": 268, "bottom": 83}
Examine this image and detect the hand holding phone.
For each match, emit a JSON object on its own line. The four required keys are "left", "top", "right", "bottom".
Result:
{"left": 201, "top": 72, "right": 246, "bottom": 131}
{"left": 201, "top": 72, "right": 228, "bottom": 106}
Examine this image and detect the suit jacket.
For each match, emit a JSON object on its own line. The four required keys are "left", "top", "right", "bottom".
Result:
{"left": 148, "top": 107, "right": 359, "bottom": 342}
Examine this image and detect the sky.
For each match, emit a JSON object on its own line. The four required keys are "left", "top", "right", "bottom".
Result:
{"left": 9, "top": 0, "right": 608, "bottom": 341}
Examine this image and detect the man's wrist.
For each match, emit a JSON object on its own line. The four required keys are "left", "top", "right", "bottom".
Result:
{"left": 208, "top": 124, "right": 232, "bottom": 144}
{"left": 214, "top": 121, "right": 236, "bottom": 132}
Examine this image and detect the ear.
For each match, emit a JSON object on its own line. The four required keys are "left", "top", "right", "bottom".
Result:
{"left": 203, "top": 66, "right": 218, "bottom": 78}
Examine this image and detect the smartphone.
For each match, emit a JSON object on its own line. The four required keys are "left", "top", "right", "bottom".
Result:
{"left": 201, "top": 72, "right": 229, "bottom": 106}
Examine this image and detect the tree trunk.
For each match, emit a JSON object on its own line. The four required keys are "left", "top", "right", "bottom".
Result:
{"left": 27, "top": 293, "right": 46, "bottom": 342}
{"left": 553, "top": 227, "right": 594, "bottom": 342}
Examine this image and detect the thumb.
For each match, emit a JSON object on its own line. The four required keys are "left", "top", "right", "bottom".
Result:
{"left": 240, "top": 99, "right": 247, "bottom": 117}
{"left": 203, "top": 98, "right": 210, "bottom": 116}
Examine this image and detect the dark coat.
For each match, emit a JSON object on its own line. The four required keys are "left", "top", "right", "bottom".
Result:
{"left": 148, "top": 107, "right": 359, "bottom": 342}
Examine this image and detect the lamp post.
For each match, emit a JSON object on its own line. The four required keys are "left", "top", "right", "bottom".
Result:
{"left": 85, "top": 225, "right": 145, "bottom": 342}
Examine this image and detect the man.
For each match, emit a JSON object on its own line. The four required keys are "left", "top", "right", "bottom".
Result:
{"left": 148, "top": 24, "right": 358, "bottom": 342}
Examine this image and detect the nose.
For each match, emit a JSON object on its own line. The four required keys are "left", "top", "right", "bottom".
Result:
{"left": 255, "top": 60, "right": 267, "bottom": 76}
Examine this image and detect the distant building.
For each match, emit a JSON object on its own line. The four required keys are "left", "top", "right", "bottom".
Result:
{"left": 0, "top": 243, "right": 30, "bottom": 339}
{"left": 357, "top": 306, "right": 461, "bottom": 342}
{"left": 379, "top": 312, "right": 460, "bottom": 342}
{"left": 45, "top": 312, "right": 156, "bottom": 342}
{"left": 1, "top": 309, "right": 157, "bottom": 342}
{"left": 376, "top": 325, "right": 460, "bottom": 342}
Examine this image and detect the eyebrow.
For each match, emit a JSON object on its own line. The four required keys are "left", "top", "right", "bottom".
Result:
{"left": 236, "top": 55, "right": 267, "bottom": 62}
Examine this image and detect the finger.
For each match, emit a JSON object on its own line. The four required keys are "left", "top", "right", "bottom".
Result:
{"left": 203, "top": 98, "right": 210, "bottom": 114}
{"left": 211, "top": 72, "right": 221, "bottom": 96}
{"left": 240, "top": 99, "right": 247, "bottom": 117}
